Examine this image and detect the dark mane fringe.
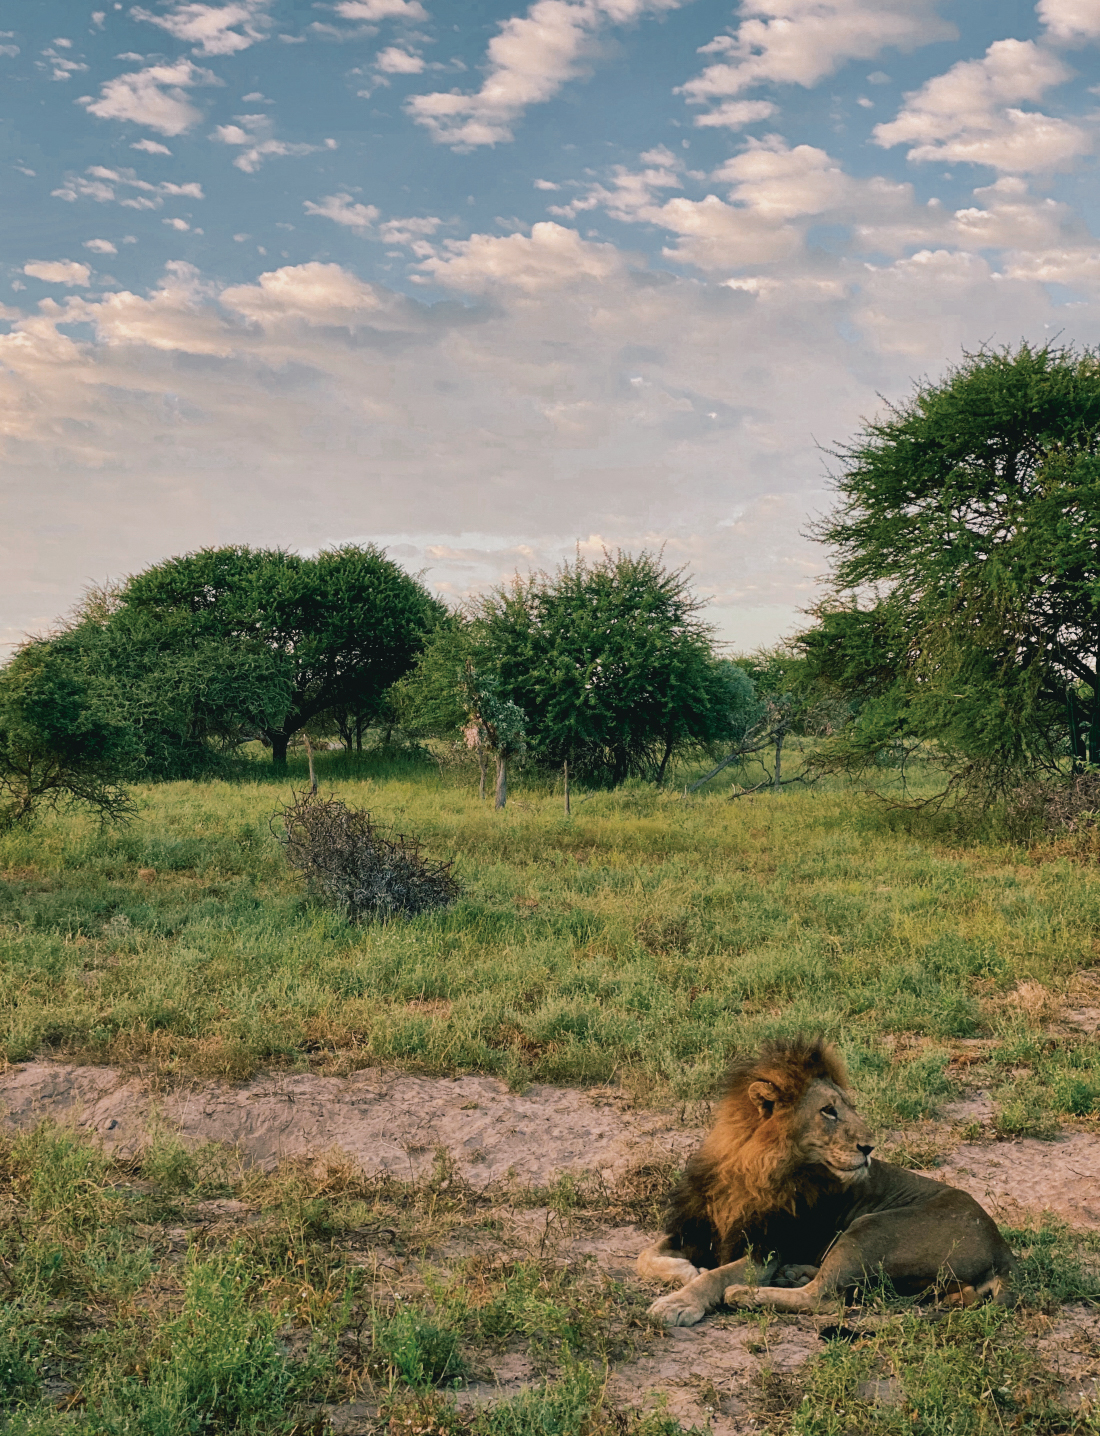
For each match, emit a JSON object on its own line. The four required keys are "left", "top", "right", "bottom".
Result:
{"left": 719, "top": 1034, "right": 849, "bottom": 1108}
{"left": 663, "top": 1034, "right": 850, "bottom": 1270}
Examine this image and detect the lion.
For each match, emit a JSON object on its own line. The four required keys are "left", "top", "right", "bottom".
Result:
{"left": 638, "top": 1035, "right": 1017, "bottom": 1325}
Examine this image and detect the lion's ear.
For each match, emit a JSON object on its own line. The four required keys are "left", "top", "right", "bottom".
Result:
{"left": 748, "top": 1080, "right": 779, "bottom": 1117}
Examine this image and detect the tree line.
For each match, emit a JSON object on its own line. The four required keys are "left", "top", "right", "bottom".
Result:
{"left": 6, "top": 339, "right": 1099, "bottom": 828}
{"left": 0, "top": 546, "right": 763, "bottom": 826}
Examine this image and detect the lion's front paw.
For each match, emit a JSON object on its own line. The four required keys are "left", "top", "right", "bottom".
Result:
{"left": 648, "top": 1287, "right": 709, "bottom": 1327}
{"left": 723, "top": 1284, "right": 761, "bottom": 1308}
{"left": 774, "top": 1264, "right": 818, "bottom": 1289}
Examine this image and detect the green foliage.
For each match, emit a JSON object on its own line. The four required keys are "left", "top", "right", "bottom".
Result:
{"left": 100, "top": 544, "right": 444, "bottom": 772}
{"left": 474, "top": 550, "right": 754, "bottom": 785}
{"left": 806, "top": 342, "right": 1100, "bottom": 801}
{"left": 0, "top": 633, "right": 138, "bottom": 830}
{"left": 372, "top": 1306, "right": 466, "bottom": 1388}
{"left": 0, "top": 1305, "right": 41, "bottom": 1404}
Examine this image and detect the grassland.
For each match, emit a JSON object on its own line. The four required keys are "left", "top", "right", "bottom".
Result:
{"left": 2, "top": 747, "right": 1100, "bottom": 1433}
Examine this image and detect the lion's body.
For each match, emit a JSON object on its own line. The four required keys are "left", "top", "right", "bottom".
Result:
{"left": 640, "top": 1037, "right": 1017, "bottom": 1325}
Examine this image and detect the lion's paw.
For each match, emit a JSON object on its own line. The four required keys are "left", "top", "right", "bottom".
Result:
{"left": 722, "top": 1284, "right": 761, "bottom": 1308}
{"left": 648, "top": 1288, "right": 708, "bottom": 1327}
{"left": 775, "top": 1264, "right": 818, "bottom": 1289}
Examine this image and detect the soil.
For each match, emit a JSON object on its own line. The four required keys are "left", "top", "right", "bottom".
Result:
{"left": 2, "top": 1059, "right": 1099, "bottom": 1434}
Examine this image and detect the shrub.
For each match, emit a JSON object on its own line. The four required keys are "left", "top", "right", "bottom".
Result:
{"left": 274, "top": 790, "right": 459, "bottom": 921}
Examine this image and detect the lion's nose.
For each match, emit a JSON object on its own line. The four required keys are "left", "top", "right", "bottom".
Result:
{"left": 857, "top": 1143, "right": 874, "bottom": 1159}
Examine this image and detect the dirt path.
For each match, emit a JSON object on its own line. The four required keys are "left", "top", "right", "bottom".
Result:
{"left": 2, "top": 1060, "right": 1098, "bottom": 1228}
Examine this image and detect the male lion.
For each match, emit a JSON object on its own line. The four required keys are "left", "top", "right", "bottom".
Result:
{"left": 639, "top": 1036, "right": 1016, "bottom": 1325}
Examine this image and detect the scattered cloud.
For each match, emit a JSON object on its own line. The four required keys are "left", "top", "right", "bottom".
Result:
{"left": 83, "top": 238, "right": 119, "bottom": 253}
{"left": 23, "top": 259, "right": 92, "bottom": 286}
{"left": 376, "top": 46, "right": 425, "bottom": 73}
{"left": 51, "top": 164, "right": 204, "bottom": 207}
{"left": 130, "top": 1, "right": 273, "bottom": 57}
{"left": 1037, "top": 0, "right": 1100, "bottom": 42}
{"left": 210, "top": 113, "right": 323, "bottom": 171}
{"left": 680, "top": 0, "right": 955, "bottom": 119}
{"left": 418, "top": 221, "right": 624, "bottom": 291}
{"left": 303, "top": 192, "right": 381, "bottom": 231}
{"left": 408, "top": 0, "right": 685, "bottom": 148}
{"left": 80, "top": 58, "right": 219, "bottom": 135}
{"left": 131, "top": 138, "right": 172, "bottom": 154}
{"left": 692, "top": 98, "right": 776, "bottom": 128}
{"left": 164, "top": 217, "right": 191, "bottom": 230}
{"left": 0, "top": 45, "right": 19, "bottom": 58}
{"left": 39, "top": 45, "right": 90, "bottom": 80}
{"left": 873, "top": 38, "right": 1089, "bottom": 171}
{"left": 333, "top": 0, "right": 428, "bottom": 18}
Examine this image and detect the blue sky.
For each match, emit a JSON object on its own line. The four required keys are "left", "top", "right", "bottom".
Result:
{"left": 2, "top": 0, "right": 1100, "bottom": 654}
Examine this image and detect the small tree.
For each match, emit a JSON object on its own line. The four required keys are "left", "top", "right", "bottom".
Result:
{"left": 475, "top": 550, "right": 740, "bottom": 786}
{"left": 0, "top": 633, "right": 137, "bottom": 829}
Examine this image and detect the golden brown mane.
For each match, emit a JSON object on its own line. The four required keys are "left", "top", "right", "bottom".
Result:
{"left": 689, "top": 1035, "right": 850, "bottom": 1232}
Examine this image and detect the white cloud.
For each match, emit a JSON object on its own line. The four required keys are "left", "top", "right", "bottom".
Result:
{"left": 408, "top": 0, "right": 684, "bottom": 148}
{"left": 873, "top": 39, "right": 1089, "bottom": 171}
{"left": 418, "top": 221, "right": 623, "bottom": 291}
{"left": 303, "top": 192, "right": 380, "bottom": 231}
{"left": 680, "top": 0, "right": 954, "bottom": 117}
{"left": 334, "top": 0, "right": 428, "bottom": 17}
{"left": 221, "top": 261, "right": 389, "bottom": 323}
{"left": 83, "top": 238, "right": 119, "bottom": 254}
{"left": 1037, "top": 0, "right": 1100, "bottom": 42}
{"left": 130, "top": 2, "right": 272, "bottom": 56}
{"left": 80, "top": 58, "right": 218, "bottom": 135}
{"left": 376, "top": 46, "right": 425, "bottom": 73}
{"left": 23, "top": 260, "right": 92, "bottom": 286}
{"left": 92, "top": 11, "right": 106, "bottom": 27}
{"left": 131, "top": 138, "right": 172, "bottom": 154}
{"left": 51, "top": 165, "right": 205, "bottom": 207}
{"left": 164, "top": 217, "right": 191, "bottom": 230}
{"left": 210, "top": 113, "right": 319, "bottom": 171}
{"left": 39, "top": 45, "right": 90, "bottom": 80}
{"left": 693, "top": 99, "right": 776, "bottom": 128}
{"left": 0, "top": 45, "right": 19, "bottom": 57}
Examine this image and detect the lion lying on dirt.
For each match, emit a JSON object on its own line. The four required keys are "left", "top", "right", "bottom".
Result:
{"left": 639, "top": 1036, "right": 1017, "bottom": 1325}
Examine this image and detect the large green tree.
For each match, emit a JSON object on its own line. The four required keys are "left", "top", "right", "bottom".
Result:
{"left": 474, "top": 550, "right": 755, "bottom": 785}
{"left": 805, "top": 342, "right": 1100, "bottom": 792}
{"left": 111, "top": 545, "right": 444, "bottom": 769}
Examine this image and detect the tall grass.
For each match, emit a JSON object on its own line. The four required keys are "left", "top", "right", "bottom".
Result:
{"left": 1, "top": 747, "right": 1099, "bottom": 1126}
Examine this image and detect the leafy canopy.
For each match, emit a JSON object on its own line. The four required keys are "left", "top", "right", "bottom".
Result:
{"left": 110, "top": 544, "right": 445, "bottom": 768}
{"left": 805, "top": 342, "right": 1100, "bottom": 790}
{"left": 475, "top": 550, "right": 755, "bottom": 785}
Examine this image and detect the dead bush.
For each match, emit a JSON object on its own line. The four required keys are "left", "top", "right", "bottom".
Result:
{"left": 273, "top": 790, "right": 459, "bottom": 921}
{"left": 1007, "top": 772, "right": 1100, "bottom": 839}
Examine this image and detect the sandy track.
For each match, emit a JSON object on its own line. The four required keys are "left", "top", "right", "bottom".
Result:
{"left": 2, "top": 1060, "right": 1099, "bottom": 1230}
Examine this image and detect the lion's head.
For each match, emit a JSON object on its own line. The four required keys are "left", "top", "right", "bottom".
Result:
{"left": 700, "top": 1036, "right": 875, "bottom": 1228}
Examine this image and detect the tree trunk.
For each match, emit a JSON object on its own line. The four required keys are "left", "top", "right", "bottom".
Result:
{"left": 773, "top": 728, "right": 784, "bottom": 791}
{"left": 655, "top": 734, "right": 674, "bottom": 786}
{"left": 1068, "top": 687, "right": 1086, "bottom": 770}
{"left": 495, "top": 754, "right": 507, "bottom": 809}
{"left": 304, "top": 733, "right": 317, "bottom": 793}
{"left": 478, "top": 748, "right": 487, "bottom": 801}
{"left": 356, "top": 713, "right": 364, "bottom": 754}
{"left": 271, "top": 732, "right": 289, "bottom": 771}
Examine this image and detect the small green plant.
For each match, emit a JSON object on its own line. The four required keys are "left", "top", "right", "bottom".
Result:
{"left": 372, "top": 1306, "right": 466, "bottom": 1389}
{"left": 0, "top": 1305, "right": 41, "bottom": 1405}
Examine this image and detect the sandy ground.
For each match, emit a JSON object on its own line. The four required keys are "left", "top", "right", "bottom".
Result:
{"left": 2, "top": 1059, "right": 1098, "bottom": 1227}
{"left": 2, "top": 1059, "right": 1099, "bottom": 1433}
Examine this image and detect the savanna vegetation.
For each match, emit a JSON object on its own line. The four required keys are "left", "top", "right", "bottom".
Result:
{"left": 4, "top": 341, "right": 1100, "bottom": 1431}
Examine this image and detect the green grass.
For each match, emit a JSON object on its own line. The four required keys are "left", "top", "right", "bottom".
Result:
{"left": 0, "top": 1126, "right": 1097, "bottom": 1435}
{"left": 2, "top": 747, "right": 1100, "bottom": 1129}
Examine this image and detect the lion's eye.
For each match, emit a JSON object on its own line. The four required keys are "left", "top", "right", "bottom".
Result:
{"left": 821, "top": 1106, "right": 838, "bottom": 1120}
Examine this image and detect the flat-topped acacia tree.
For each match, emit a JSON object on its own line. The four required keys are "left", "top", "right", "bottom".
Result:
{"left": 116, "top": 544, "right": 444, "bottom": 769}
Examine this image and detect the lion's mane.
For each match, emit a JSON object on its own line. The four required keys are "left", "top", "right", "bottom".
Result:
{"left": 664, "top": 1035, "right": 850, "bottom": 1270}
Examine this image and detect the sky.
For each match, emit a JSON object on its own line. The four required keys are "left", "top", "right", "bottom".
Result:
{"left": 2, "top": 0, "right": 1100, "bottom": 657}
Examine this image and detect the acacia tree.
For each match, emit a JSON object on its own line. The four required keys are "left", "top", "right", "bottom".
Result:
{"left": 113, "top": 545, "right": 444, "bottom": 770}
{"left": 804, "top": 342, "right": 1100, "bottom": 796}
{"left": 0, "top": 632, "right": 138, "bottom": 829}
{"left": 475, "top": 551, "right": 752, "bottom": 786}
